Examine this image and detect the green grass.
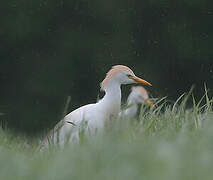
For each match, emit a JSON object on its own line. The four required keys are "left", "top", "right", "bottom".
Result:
{"left": 1, "top": 92, "right": 213, "bottom": 180}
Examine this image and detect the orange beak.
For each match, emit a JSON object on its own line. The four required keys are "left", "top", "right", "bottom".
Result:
{"left": 129, "top": 76, "right": 152, "bottom": 86}
{"left": 144, "top": 99, "right": 155, "bottom": 108}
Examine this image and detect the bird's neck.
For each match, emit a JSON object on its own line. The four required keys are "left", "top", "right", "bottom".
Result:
{"left": 123, "top": 94, "right": 139, "bottom": 118}
{"left": 124, "top": 101, "right": 138, "bottom": 118}
{"left": 99, "top": 83, "right": 121, "bottom": 118}
{"left": 127, "top": 92, "right": 136, "bottom": 105}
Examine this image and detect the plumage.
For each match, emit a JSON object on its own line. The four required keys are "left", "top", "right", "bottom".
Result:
{"left": 101, "top": 65, "right": 134, "bottom": 91}
{"left": 120, "top": 86, "right": 154, "bottom": 118}
{"left": 43, "top": 65, "right": 151, "bottom": 146}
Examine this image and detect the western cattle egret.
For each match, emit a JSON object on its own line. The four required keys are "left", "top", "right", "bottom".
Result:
{"left": 44, "top": 65, "right": 152, "bottom": 146}
{"left": 120, "top": 86, "right": 154, "bottom": 119}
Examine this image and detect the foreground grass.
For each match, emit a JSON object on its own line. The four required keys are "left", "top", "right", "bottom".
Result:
{"left": 1, "top": 93, "right": 213, "bottom": 180}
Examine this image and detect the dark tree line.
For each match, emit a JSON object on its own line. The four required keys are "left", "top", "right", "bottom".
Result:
{"left": 0, "top": 0, "right": 213, "bottom": 133}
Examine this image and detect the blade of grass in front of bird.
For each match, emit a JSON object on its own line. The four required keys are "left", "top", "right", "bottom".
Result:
{"left": 172, "top": 93, "right": 185, "bottom": 113}
{"left": 192, "top": 94, "right": 198, "bottom": 129}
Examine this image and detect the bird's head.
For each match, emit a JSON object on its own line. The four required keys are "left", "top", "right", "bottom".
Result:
{"left": 101, "top": 65, "right": 152, "bottom": 91}
{"left": 129, "top": 86, "right": 154, "bottom": 107}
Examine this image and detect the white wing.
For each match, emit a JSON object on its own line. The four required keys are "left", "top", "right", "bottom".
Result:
{"left": 43, "top": 103, "right": 105, "bottom": 147}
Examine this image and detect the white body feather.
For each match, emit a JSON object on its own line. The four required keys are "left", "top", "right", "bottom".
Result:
{"left": 53, "top": 84, "right": 121, "bottom": 146}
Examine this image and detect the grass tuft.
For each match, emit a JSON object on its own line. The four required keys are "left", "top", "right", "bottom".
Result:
{"left": 1, "top": 92, "right": 213, "bottom": 180}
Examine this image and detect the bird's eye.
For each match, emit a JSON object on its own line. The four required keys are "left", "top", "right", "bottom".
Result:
{"left": 127, "top": 75, "right": 134, "bottom": 79}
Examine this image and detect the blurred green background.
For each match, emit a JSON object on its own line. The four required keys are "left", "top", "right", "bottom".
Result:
{"left": 0, "top": 0, "right": 213, "bottom": 133}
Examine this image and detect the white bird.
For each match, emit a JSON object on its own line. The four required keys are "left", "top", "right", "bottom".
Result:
{"left": 120, "top": 86, "right": 154, "bottom": 119}
{"left": 43, "top": 65, "right": 152, "bottom": 146}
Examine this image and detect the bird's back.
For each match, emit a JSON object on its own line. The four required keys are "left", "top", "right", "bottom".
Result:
{"left": 43, "top": 102, "right": 105, "bottom": 147}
